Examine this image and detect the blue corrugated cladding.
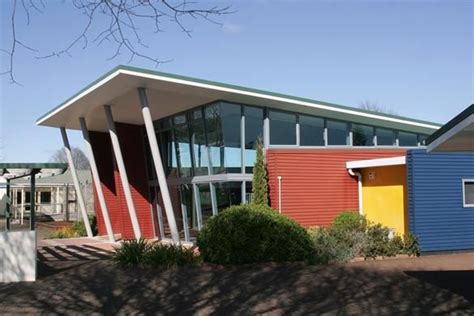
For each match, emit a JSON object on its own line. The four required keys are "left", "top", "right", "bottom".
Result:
{"left": 407, "top": 149, "right": 474, "bottom": 252}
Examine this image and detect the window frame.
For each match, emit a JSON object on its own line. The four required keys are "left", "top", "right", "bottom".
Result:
{"left": 462, "top": 179, "right": 474, "bottom": 208}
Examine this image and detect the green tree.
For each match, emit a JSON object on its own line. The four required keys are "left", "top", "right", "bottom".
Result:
{"left": 251, "top": 139, "right": 268, "bottom": 206}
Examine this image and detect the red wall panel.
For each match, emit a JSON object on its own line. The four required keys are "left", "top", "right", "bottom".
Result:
{"left": 90, "top": 124, "right": 154, "bottom": 239}
{"left": 266, "top": 148, "right": 406, "bottom": 228}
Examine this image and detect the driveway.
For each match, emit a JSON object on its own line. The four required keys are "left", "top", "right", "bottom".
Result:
{"left": 0, "top": 251, "right": 473, "bottom": 314}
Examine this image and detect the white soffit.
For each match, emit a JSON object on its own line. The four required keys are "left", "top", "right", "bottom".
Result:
{"left": 37, "top": 67, "right": 441, "bottom": 132}
{"left": 346, "top": 156, "right": 406, "bottom": 169}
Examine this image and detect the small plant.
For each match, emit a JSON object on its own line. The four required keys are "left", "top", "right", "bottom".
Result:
{"left": 331, "top": 211, "right": 367, "bottom": 234}
{"left": 362, "top": 224, "right": 398, "bottom": 259}
{"left": 48, "top": 226, "right": 78, "bottom": 239}
{"left": 197, "top": 204, "right": 313, "bottom": 264}
{"left": 112, "top": 238, "right": 152, "bottom": 267}
{"left": 145, "top": 243, "right": 200, "bottom": 268}
{"left": 308, "top": 227, "right": 354, "bottom": 264}
{"left": 72, "top": 214, "right": 98, "bottom": 236}
{"left": 403, "top": 232, "right": 420, "bottom": 257}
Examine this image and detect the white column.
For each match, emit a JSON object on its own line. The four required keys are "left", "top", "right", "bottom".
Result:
{"left": 80, "top": 117, "right": 115, "bottom": 242}
{"left": 137, "top": 88, "right": 179, "bottom": 242}
{"left": 20, "top": 188, "right": 24, "bottom": 225}
{"left": 104, "top": 105, "right": 142, "bottom": 240}
{"left": 60, "top": 127, "right": 93, "bottom": 238}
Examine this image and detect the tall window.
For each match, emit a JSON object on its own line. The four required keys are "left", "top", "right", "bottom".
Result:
{"left": 205, "top": 104, "right": 224, "bottom": 174}
{"left": 189, "top": 109, "right": 209, "bottom": 176}
{"left": 244, "top": 106, "right": 263, "bottom": 173}
{"left": 398, "top": 131, "right": 418, "bottom": 147}
{"left": 299, "top": 115, "right": 324, "bottom": 146}
{"left": 327, "top": 120, "right": 349, "bottom": 145}
{"left": 352, "top": 124, "right": 374, "bottom": 146}
{"left": 269, "top": 110, "right": 296, "bottom": 145}
{"left": 376, "top": 128, "right": 396, "bottom": 146}
{"left": 220, "top": 103, "right": 242, "bottom": 173}
{"left": 173, "top": 116, "right": 193, "bottom": 177}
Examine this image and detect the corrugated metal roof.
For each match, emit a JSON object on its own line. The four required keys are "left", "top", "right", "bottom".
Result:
{"left": 11, "top": 169, "right": 91, "bottom": 186}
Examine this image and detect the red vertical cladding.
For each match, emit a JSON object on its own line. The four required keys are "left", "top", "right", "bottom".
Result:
{"left": 89, "top": 131, "right": 123, "bottom": 237}
{"left": 266, "top": 148, "right": 406, "bottom": 228}
{"left": 115, "top": 123, "right": 154, "bottom": 239}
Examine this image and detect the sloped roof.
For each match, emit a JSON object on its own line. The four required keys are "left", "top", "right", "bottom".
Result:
{"left": 12, "top": 169, "right": 91, "bottom": 186}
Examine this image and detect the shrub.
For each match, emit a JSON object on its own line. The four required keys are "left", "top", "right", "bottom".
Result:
{"left": 331, "top": 211, "right": 367, "bottom": 234}
{"left": 308, "top": 227, "right": 356, "bottom": 264}
{"left": 145, "top": 243, "right": 200, "bottom": 268}
{"left": 197, "top": 204, "right": 313, "bottom": 264}
{"left": 362, "top": 224, "right": 409, "bottom": 259}
{"left": 403, "top": 232, "right": 420, "bottom": 257}
{"left": 72, "top": 214, "right": 98, "bottom": 236}
{"left": 48, "top": 227, "right": 78, "bottom": 239}
{"left": 112, "top": 238, "right": 152, "bottom": 267}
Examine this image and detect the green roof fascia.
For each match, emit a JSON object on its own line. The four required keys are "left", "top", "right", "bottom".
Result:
{"left": 36, "top": 65, "right": 441, "bottom": 135}
{"left": 0, "top": 163, "right": 68, "bottom": 169}
{"left": 427, "top": 104, "right": 474, "bottom": 145}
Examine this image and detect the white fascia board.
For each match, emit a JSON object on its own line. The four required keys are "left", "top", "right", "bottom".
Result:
{"left": 427, "top": 114, "right": 474, "bottom": 152}
{"left": 38, "top": 68, "right": 440, "bottom": 130}
{"left": 346, "top": 156, "right": 406, "bottom": 169}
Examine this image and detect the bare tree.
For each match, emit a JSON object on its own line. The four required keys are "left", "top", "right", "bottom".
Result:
{"left": 359, "top": 100, "right": 398, "bottom": 116}
{"left": 1, "top": 0, "right": 233, "bottom": 84}
{"left": 51, "top": 147, "right": 90, "bottom": 170}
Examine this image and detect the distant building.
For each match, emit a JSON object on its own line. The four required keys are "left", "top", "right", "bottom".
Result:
{"left": 9, "top": 170, "right": 93, "bottom": 222}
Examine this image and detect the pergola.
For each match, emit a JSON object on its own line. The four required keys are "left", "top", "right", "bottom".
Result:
{"left": 427, "top": 104, "right": 474, "bottom": 152}
{"left": 0, "top": 163, "right": 67, "bottom": 231}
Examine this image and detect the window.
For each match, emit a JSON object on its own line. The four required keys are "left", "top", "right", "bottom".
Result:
{"left": 220, "top": 103, "right": 242, "bottom": 173}
{"left": 244, "top": 106, "right": 264, "bottom": 173}
{"left": 269, "top": 110, "right": 296, "bottom": 145}
{"left": 418, "top": 134, "right": 428, "bottom": 146}
{"left": 327, "top": 120, "right": 349, "bottom": 145}
{"left": 376, "top": 128, "right": 396, "bottom": 146}
{"left": 214, "top": 182, "right": 242, "bottom": 213}
{"left": 189, "top": 111, "right": 209, "bottom": 176}
{"left": 352, "top": 124, "right": 374, "bottom": 146}
{"left": 463, "top": 180, "right": 474, "bottom": 207}
{"left": 299, "top": 115, "right": 324, "bottom": 146}
{"left": 173, "top": 122, "right": 193, "bottom": 177}
{"left": 40, "top": 191, "right": 51, "bottom": 204}
{"left": 398, "top": 131, "right": 418, "bottom": 147}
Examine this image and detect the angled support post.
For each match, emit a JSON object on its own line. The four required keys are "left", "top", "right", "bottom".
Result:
{"left": 80, "top": 117, "right": 115, "bottom": 242}
{"left": 60, "top": 127, "right": 93, "bottom": 237}
{"left": 104, "top": 105, "right": 142, "bottom": 240}
{"left": 137, "top": 87, "right": 179, "bottom": 243}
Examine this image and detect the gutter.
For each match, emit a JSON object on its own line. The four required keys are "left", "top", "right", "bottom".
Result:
{"left": 348, "top": 169, "right": 363, "bottom": 215}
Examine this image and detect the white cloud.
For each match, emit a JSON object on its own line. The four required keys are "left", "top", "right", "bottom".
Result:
{"left": 222, "top": 23, "right": 244, "bottom": 34}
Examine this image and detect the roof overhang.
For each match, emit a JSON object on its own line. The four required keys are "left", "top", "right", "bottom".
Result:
{"left": 346, "top": 156, "right": 406, "bottom": 169}
{"left": 0, "top": 163, "right": 68, "bottom": 180}
{"left": 36, "top": 65, "right": 441, "bottom": 134}
{"left": 427, "top": 104, "right": 474, "bottom": 152}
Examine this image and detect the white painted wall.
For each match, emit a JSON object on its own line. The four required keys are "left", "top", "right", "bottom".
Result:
{"left": 0, "top": 176, "right": 6, "bottom": 218}
{"left": 0, "top": 230, "right": 36, "bottom": 282}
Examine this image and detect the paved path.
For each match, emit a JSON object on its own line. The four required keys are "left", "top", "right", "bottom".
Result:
{"left": 0, "top": 252, "right": 473, "bottom": 314}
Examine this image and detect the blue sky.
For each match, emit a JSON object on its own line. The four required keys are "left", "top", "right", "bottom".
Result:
{"left": 1, "top": 0, "right": 473, "bottom": 162}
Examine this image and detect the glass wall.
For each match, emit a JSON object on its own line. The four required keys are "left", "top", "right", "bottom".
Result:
{"left": 300, "top": 115, "right": 325, "bottom": 146}
{"left": 327, "top": 120, "right": 349, "bottom": 145}
{"left": 269, "top": 110, "right": 297, "bottom": 145}
{"left": 398, "top": 131, "right": 418, "bottom": 147}
{"left": 352, "top": 124, "right": 374, "bottom": 146}
{"left": 214, "top": 182, "right": 242, "bottom": 213}
{"left": 376, "top": 128, "right": 396, "bottom": 146}
{"left": 244, "top": 106, "right": 264, "bottom": 173}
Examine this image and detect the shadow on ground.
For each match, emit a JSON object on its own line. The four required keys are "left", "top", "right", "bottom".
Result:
{"left": 0, "top": 256, "right": 473, "bottom": 314}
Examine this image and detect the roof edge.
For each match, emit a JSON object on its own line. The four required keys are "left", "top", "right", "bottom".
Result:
{"left": 37, "top": 65, "right": 442, "bottom": 130}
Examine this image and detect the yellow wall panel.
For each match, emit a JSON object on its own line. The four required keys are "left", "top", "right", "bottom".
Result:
{"left": 361, "top": 165, "right": 407, "bottom": 235}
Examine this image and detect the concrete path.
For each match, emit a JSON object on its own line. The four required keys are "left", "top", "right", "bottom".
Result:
{"left": 0, "top": 252, "right": 473, "bottom": 314}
